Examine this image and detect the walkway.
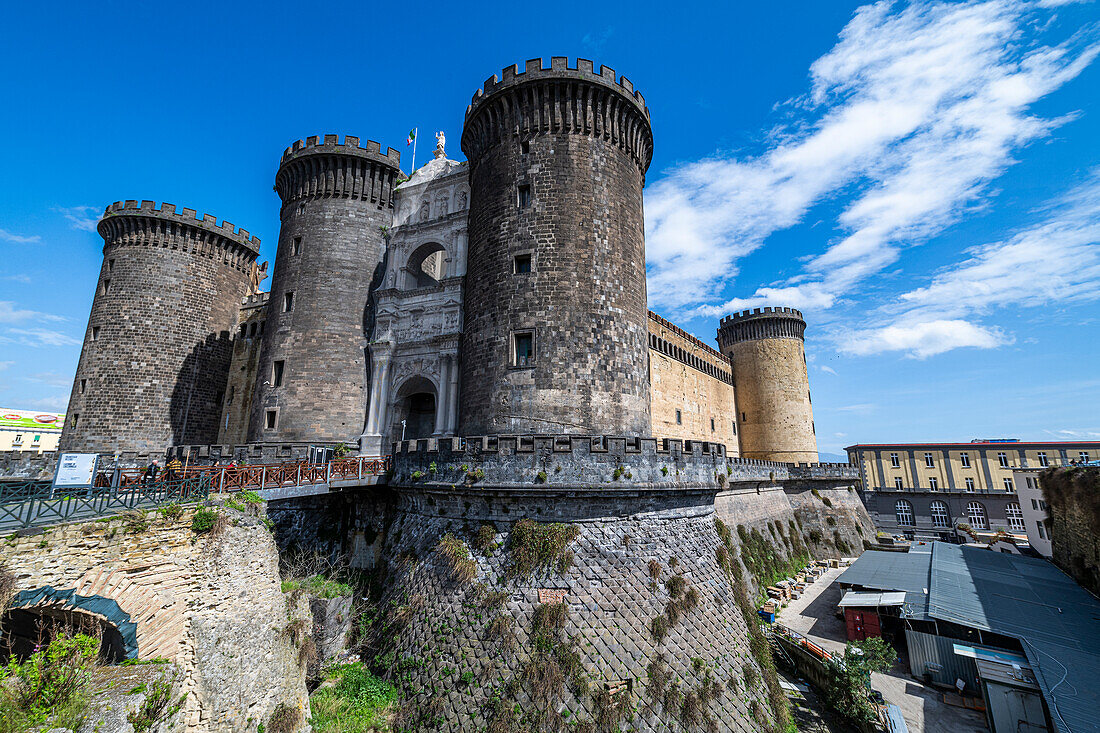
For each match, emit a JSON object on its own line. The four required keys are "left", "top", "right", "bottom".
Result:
{"left": 776, "top": 566, "right": 988, "bottom": 733}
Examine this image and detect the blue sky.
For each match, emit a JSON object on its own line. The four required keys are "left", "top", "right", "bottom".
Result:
{"left": 1, "top": 0, "right": 1097, "bottom": 457}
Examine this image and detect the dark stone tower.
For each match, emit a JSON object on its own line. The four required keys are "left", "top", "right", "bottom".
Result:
{"left": 459, "top": 58, "right": 654, "bottom": 435}
{"left": 249, "top": 135, "right": 401, "bottom": 444}
{"left": 59, "top": 200, "right": 259, "bottom": 454}
{"left": 716, "top": 307, "right": 818, "bottom": 462}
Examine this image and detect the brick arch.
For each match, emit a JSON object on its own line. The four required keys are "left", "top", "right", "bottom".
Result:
{"left": 73, "top": 566, "right": 188, "bottom": 661}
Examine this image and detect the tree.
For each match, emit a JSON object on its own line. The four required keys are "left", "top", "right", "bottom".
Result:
{"left": 822, "top": 637, "right": 895, "bottom": 726}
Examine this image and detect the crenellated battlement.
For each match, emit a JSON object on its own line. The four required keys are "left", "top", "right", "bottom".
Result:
{"left": 719, "top": 306, "right": 804, "bottom": 325}
{"left": 99, "top": 200, "right": 261, "bottom": 253}
{"left": 467, "top": 57, "right": 649, "bottom": 119}
{"left": 279, "top": 134, "right": 401, "bottom": 167}
{"left": 717, "top": 306, "right": 806, "bottom": 345}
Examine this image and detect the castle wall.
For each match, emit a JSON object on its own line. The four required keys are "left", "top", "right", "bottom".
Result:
{"left": 459, "top": 59, "right": 653, "bottom": 435}
{"left": 60, "top": 201, "right": 258, "bottom": 455}
{"left": 718, "top": 308, "right": 818, "bottom": 463}
{"left": 218, "top": 293, "right": 267, "bottom": 445}
{"left": 648, "top": 311, "right": 739, "bottom": 451}
{"left": 250, "top": 135, "right": 400, "bottom": 445}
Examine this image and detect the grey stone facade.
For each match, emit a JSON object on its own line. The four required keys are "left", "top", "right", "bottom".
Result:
{"left": 59, "top": 200, "right": 258, "bottom": 454}
{"left": 860, "top": 487, "right": 1025, "bottom": 542}
{"left": 459, "top": 58, "right": 654, "bottom": 435}
{"left": 249, "top": 135, "right": 401, "bottom": 445}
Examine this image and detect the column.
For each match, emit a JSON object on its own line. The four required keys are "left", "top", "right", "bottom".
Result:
{"left": 364, "top": 359, "right": 384, "bottom": 435}
{"left": 433, "top": 357, "right": 450, "bottom": 436}
{"left": 445, "top": 352, "right": 460, "bottom": 434}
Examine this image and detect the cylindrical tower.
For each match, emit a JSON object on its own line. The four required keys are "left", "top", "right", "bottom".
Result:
{"left": 249, "top": 135, "right": 401, "bottom": 444}
{"left": 717, "top": 307, "right": 818, "bottom": 463}
{"left": 59, "top": 200, "right": 259, "bottom": 454}
{"left": 459, "top": 57, "right": 654, "bottom": 435}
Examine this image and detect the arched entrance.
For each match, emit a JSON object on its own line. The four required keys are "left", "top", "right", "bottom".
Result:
{"left": 392, "top": 376, "right": 437, "bottom": 441}
{"left": 1, "top": 587, "right": 136, "bottom": 663}
{"left": 403, "top": 243, "right": 447, "bottom": 289}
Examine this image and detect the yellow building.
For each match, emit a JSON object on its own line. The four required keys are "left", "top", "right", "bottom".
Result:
{"left": 0, "top": 409, "right": 65, "bottom": 453}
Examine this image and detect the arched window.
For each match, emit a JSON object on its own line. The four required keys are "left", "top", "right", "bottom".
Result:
{"left": 895, "top": 500, "right": 914, "bottom": 527}
{"left": 403, "top": 243, "right": 448, "bottom": 289}
{"left": 966, "top": 502, "right": 987, "bottom": 530}
{"left": 1005, "top": 502, "right": 1025, "bottom": 532}
{"left": 930, "top": 500, "right": 950, "bottom": 529}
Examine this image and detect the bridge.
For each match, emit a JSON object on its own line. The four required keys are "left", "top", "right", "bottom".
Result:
{"left": 0, "top": 455, "right": 390, "bottom": 531}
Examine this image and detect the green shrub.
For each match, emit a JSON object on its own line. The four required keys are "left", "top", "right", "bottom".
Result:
{"left": 0, "top": 632, "right": 99, "bottom": 732}
{"left": 127, "top": 673, "right": 186, "bottom": 732}
{"left": 281, "top": 574, "right": 354, "bottom": 599}
{"left": 240, "top": 490, "right": 263, "bottom": 504}
{"left": 157, "top": 503, "right": 183, "bottom": 521}
{"left": 191, "top": 507, "right": 217, "bottom": 534}
{"left": 506, "top": 519, "right": 579, "bottom": 577}
{"left": 309, "top": 663, "right": 396, "bottom": 733}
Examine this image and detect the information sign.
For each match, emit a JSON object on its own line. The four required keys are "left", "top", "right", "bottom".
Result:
{"left": 52, "top": 453, "right": 100, "bottom": 490}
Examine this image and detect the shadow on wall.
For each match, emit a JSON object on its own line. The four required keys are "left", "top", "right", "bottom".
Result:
{"left": 362, "top": 255, "right": 388, "bottom": 434}
{"left": 169, "top": 331, "right": 233, "bottom": 447}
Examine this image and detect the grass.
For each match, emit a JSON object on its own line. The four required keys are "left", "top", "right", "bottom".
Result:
{"left": 0, "top": 632, "right": 99, "bottom": 733}
{"left": 191, "top": 507, "right": 218, "bottom": 534}
{"left": 281, "top": 575, "right": 354, "bottom": 599}
{"left": 309, "top": 663, "right": 397, "bottom": 732}
{"left": 506, "top": 519, "right": 579, "bottom": 577}
{"left": 127, "top": 673, "right": 185, "bottom": 732}
{"left": 437, "top": 533, "right": 477, "bottom": 583}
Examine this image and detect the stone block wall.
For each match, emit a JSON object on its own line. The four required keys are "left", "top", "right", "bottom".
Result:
{"left": 218, "top": 293, "right": 268, "bottom": 445}
{"left": 1043, "top": 467, "right": 1100, "bottom": 595}
{"left": 0, "top": 503, "right": 309, "bottom": 732}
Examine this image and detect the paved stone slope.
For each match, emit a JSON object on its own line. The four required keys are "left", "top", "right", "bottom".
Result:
{"left": 347, "top": 491, "right": 777, "bottom": 732}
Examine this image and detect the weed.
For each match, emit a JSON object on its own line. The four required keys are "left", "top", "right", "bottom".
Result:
{"left": 0, "top": 631, "right": 100, "bottom": 732}
{"left": 240, "top": 490, "right": 263, "bottom": 504}
{"left": 661, "top": 465, "right": 669, "bottom": 476}
{"left": 410, "top": 470, "right": 424, "bottom": 480}
{"left": 280, "top": 575, "right": 353, "bottom": 599}
{"left": 437, "top": 533, "right": 476, "bottom": 583}
{"left": 429, "top": 461, "right": 438, "bottom": 474}
{"left": 536, "top": 470, "right": 547, "bottom": 483}
{"left": 127, "top": 673, "right": 185, "bottom": 732}
{"left": 191, "top": 507, "right": 217, "bottom": 534}
{"left": 267, "top": 702, "right": 302, "bottom": 733}
{"left": 486, "top": 614, "right": 516, "bottom": 650}
{"left": 826, "top": 516, "right": 837, "bottom": 526}
{"left": 506, "top": 519, "right": 579, "bottom": 577}
{"left": 648, "top": 559, "right": 662, "bottom": 580}
{"left": 649, "top": 615, "right": 669, "bottom": 643}
{"left": 157, "top": 503, "right": 183, "bottom": 521}
{"left": 743, "top": 663, "right": 759, "bottom": 687}
{"left": 680, "top": 690, "right": 702, "bottom": 727}
{"left": 474, "top": 524, "right": 497, "bottom": 554}
{"left": 612, "top": 466, "right": 624, "bottom": 480}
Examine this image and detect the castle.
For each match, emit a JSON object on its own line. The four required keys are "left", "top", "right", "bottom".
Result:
{"left": 58, "top": 57, "right": 819, "bottom": 465}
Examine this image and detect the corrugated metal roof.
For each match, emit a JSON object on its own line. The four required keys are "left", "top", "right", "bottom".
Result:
{"left": 838, "top": 591, "right": 907, "bottom": 607}
{"left": 927, "top": 542, "right": 1100, "bottom": 733}
{"left": 836, "top": 550, "right": 931, "bottom": 619}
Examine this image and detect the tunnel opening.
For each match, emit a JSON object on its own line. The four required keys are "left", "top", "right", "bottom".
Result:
{"left": 0, "top": 607, "right": 127, "bottom": 664}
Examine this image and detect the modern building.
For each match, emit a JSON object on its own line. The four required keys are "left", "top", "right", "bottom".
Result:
{"left": 0, "top": 410, "right": 64, "bottom": 453}
{"left": 847, "top": 440, "right": 1099, "bottom": 543}
{"left": 838, "top": 542, "right": 1100, "bottom": 733}
{"left": 1014, "top": 467, "right": 1052, "bottom": 557}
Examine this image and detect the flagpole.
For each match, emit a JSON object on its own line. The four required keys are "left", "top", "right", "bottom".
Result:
{"left": 411, "top": 127, "right": 418, "bottom": 174}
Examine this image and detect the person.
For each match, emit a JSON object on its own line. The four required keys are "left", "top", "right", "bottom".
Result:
{"left": 142, "top": 461, "right": 159, "bottom": 487}
{"left": 164, "top": 457, "right": 182, "bottom": 484}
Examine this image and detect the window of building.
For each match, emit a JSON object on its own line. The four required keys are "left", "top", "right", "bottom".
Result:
{"left": 283, "top": 292, "right": 294, "bottom": 312}
{"left": 513, "top": 254, "right": 532, "bottom": 274}
{"left": 272, "top": 360, "right": 285, "bottom": 388}
{"left": 13, "top": 434, "right": 22, "bottom": 444}
{"left": 731, "top": 421, "right": 736, "bottom": 435}
{"left": 965, "top": 477, "right": 975, "bottom": 492}
{"left": 890, "top": 452, "right": 900, "bottom": 468}
{"left": 512, "top": 331, "right": 534, "bottom": 367}
{"left": 930, "top": 501, "right": 949, "bottom": 528}
{"left": 108, "top": 259, "right": 115, "bottom": 272}
{"left": 239, "top": 324, "right": 247, "bottom": 337}
{"left": 925, "top": 452, "right": 935, "bottom": 468}
{"left": 264, "top": 410, "right": 277, "bottom": 430}
{"left": 741, "top": 411, "right": 747, "bottom": 422}
{"left": 518, "top": 185, "right": 531, "bottom": 209}
{"left": 960, "top": 452, "right": 970, "bottom": 468}
{"left": 710, "top": 418, "right": 715, "bottom": 432}
{"left": 91, "top": 326, "right": 99, "bottom": 341}
{"left": 998, "top": 452, "right": 1009, "bottom": 468}
{"left": 259, "top": 320, "right": 266, "bottom": 335}
{"left": 79, "top": 379, "right": 86, "bottom": 394}
{"left": 894, "top": 477, "right": 904, "bottom": 490}
{"left": 895, "top": 500, "right": 914, "bottom": 527}
{"left": 101, "top": 279, "right": 111, "bottom": 295}
{"left": 1037, "top": 451, "right": 1049, "bottom": 467}
{"left": 966, "top": 502, "right": 988, "bottom": 530}
{"left": 929, "top": 477, "right": 938, "bottom": 491}
{"left": 1037, "top": 521, "right": 1046, "bottom": 540}
{"left": 521, "top": 140, "right": 530, "bottom": 154}
{"left": 293, "top": 236, "right": 302, "bottom": 255}
{"left": 1005, "top": 502, "right": 1025, "bottom": 532}
{"left": 1032, "top": 499, "right": 1039, "bottom": 510}
{"left": 32, "top": 435, "right": 40, "bottom": 443}
{"left": 1026, "top": 476, "right": 1036, "bottom": 490}
{"left": 1080, "top": 451, "right": 1090, "bottom": 462}
{"left": 675, "top": 410, "right": 682, "bottom": 425}
{"left": 1003, "top": 477, "right": 1014, "bottom": 492}
{"left": 71, "top": 414, "right": 79, "bottom": 429}
{"left": 1040, "top": 500, "right": 1047, "bottom": 511}
{"left": 249, "top": 322, "right": 258, "bottom": 337}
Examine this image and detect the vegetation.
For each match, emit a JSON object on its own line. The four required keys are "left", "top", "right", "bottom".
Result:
{"left": 519, "top": 603, "right": 589, "bottom": 730}
{"left": 127, "top": 672, "right": 186, "bottom": 732}
{"left": 157, "top": 502, "right": 183, "bottom": 521}
{"left": 191, "top": 507, "right": 218, "bottom": 533}
{"left": 121, "top": 509, "right": 150, "bottom": 534}
{"left": 0, "top": 632, "right": 99, "bottom": 733}
{"left": 268, "top": 702, "right": 303, "bottom": 733}
{"left": 506, "top": 520, "right": 579, "bottom": 577}
{"left": 309, "top": 662, "right": 397, "bottom": 732}
{"left": 437, "top": 533, "right": 477, "bottom": 583}
{"left": 281, "top": 574, "right": 354, "bottom": 599}
{"left": 822, "top": 637, "right": 896, "bottom": 726}
{"left": 474, "top": 524, "right": 497, "bottom": 554}
{"left": 240, "top": 490, "right": 264, "bottom": 504}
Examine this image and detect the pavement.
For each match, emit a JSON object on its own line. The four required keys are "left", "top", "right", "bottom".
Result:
{"left": 776, "top": 566, "right": 989, "bottom": 733}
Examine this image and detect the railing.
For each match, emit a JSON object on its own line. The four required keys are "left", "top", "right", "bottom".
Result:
{"left": 0, "top": 455, "right": 390, "bottom": 531}
{"left": 771, "top": 623, "right": 836, "bottom": 664}
{"left": 102, "top": 455, "right": 391, "bottom": 494}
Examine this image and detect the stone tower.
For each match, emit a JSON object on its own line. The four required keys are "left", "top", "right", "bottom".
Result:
{"left": 459, "top": 58, "right": 653, "bottom": 435}
{"left": 59, "top": 200, "right": 259, "bottom": 454}
{"left": 717, "top": 307, "right": 818, "bottom": 462}
{"left": 249, "top": 135, "right": 401, "bottom": 444}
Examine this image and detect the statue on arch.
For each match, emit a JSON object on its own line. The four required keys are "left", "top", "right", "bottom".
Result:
{"left": 247, "top": 260, "right": 269, "bottom": 296}
{"left": 434, "top": 131, "right": 446, "bottom": 159}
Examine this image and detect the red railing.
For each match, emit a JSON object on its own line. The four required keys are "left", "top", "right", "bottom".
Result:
{"left": 100, "top": 456, "right": 391, "bottom": 494}
{"left": 773, "top": 623, "right": 836, "bottom": 663}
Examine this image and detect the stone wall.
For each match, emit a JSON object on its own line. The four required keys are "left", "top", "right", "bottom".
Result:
{"left": 1043, "top": 467, "right": 1100, "bottom": 595}
{"left": 0, "top": 503, "right": 310, "bottom": 732}
{"left": 60, "top": 201, "right": 258, "bottom": 455}
{"left": 648, "top": 311, "right": 740, "bottom": 453}
{"left": 218, "top": 293, "right": 268, "bottom": 445}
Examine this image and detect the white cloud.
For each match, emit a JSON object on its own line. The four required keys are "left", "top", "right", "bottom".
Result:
{"left": 841, "top": 318, "right": 1011, "bottom": 358}
{"left": 2, "top": 274, "right": 32, "bottom": 284}
{"left": 0, "top": 229, "right": 41, "bottom": 244}
{"left": 28, "top": 372, "right": 73, "bottom": 388}
{"left": 643, "top": 0, "right": 1099, "bottom": 317}
{"left": 837, "top": 403, "right": 877, "bottom": 413}
{"left": 20, "top": 395, "right": 69, "bottom": 411}
{"left": 1, "top": 329, "right": 80, "bottom": 347}
{"left": 0, "top": 361, "right": 12, "bottom": 371}
{"left": 0, "top": 301, "right": 64, "bottom": 324}
{"left": 820, "top": 366, "right": 838, "bottom": 375}
{"left": 54, "top": 205, "right": 100, "bottom": 232}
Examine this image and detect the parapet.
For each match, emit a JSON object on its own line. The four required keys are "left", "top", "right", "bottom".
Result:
{"left": 717, "top": 306, "right": 806, "bottom": 346}
{"left": 99, "top": 200, "right": 261, "bottom": 255}
{"left": 279, "top": 134, "right": 401, "bottom": 169}
{"left": 466, "top": 57, "right": 649, "bottom": 120}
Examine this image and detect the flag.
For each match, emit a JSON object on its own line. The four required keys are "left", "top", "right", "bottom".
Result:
{"left": 406, "top": 128, "right": 416, "bottom": 146}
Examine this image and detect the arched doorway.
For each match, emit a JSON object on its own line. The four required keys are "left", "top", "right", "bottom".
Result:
{"left": 392, "top": 376, "right": 437, "bottom": 441}
{"left": 403, "top": 243, "right": 447, "bottom": 289}
{"left": 0, "top": 588, "right": 136, "bottom": 663}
